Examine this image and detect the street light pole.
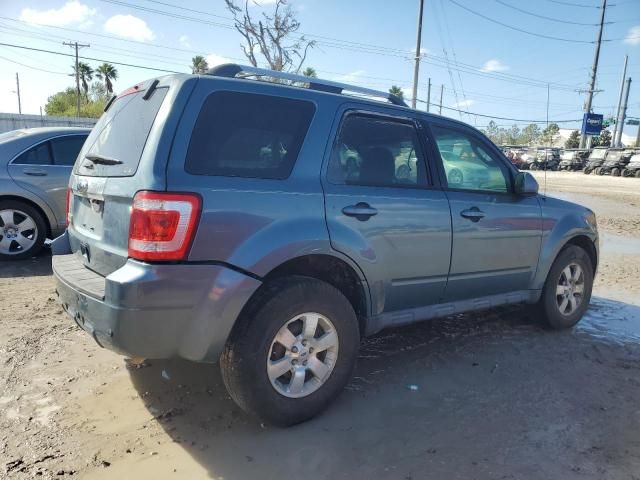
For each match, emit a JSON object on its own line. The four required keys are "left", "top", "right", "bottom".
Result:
{"left": 63, "top": 41, "right": 90, "bottom": 118}
{"left": 580, "top": 0, "right": 607, "bottom": 149}
{"left": 411, "top": 0, "right": 425, "bottom": 109}
{"left": 611, "top": 55, "right": 628, "bottom": 147}
{"left": 15, "top": 72, "right": 21, "bottom": 114}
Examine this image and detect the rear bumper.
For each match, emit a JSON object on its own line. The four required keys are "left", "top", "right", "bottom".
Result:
{"left": 52, "top": 235, "right": 261, "bottom": 362}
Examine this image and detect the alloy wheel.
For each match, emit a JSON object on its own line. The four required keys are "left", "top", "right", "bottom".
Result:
{"left": 0, "top": 209, "right": 38, "bottom": 255}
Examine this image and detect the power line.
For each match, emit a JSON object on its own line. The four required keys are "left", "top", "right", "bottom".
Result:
{"left": 0, "top": 42, "right": 182, "bottom": 74}
{"left": 542, "top": 0, "right": 601, "bottom": 8}
{"left": 495, "top": 0, "right": 603, "bottom": 25}
{"left": 0, "top": 52, "right": 68, "bottom": 75}
{"left": 449, "top": 0, "right": 597, "bottom": 43}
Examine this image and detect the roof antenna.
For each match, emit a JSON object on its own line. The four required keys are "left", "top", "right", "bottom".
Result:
{"left": 544, "top": 83, "right": 549, "bottom": 197}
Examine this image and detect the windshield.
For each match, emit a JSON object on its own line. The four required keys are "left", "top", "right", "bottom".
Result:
{"left": 606, "top": 151, "right": 622, "bottom": 161}
{"left": 561, "top": 152, "right": 575, "bottom": 160}
{"left": 590, "top": 149, "right": 607, "bottom": 159}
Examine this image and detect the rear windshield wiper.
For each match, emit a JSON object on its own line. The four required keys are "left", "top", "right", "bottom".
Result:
{"left": 84, "top": 153, "right": 123, "bottom": 166}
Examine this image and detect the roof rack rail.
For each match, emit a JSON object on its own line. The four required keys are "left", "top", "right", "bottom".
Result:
{"left": 206, "top": 63, "right": 407, "bottom": 107}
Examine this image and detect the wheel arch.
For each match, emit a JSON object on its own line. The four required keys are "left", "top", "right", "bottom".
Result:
{"left": 257, "top": 253, "right": 371, "bottom": 336}
{"left": 0, "top": 194, "right": 55, "bottom": 237}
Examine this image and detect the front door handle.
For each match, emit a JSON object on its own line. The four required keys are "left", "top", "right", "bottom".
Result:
{"left": 342, "top": 202, "right": 378, "bottom": 221}
{"left": 460, "top": 207, "right": 485, "bottom": 222}
{"left": 23, "top": 168, "right": 47, "bottom": 176}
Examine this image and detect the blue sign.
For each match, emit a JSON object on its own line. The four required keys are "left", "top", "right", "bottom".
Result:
{"left": 582, "top": 113, "right": 603, "bottom": 135}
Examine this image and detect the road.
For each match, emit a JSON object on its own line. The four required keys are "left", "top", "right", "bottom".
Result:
{"left": 1, "top": 171, "right": 639, "bottom": 480}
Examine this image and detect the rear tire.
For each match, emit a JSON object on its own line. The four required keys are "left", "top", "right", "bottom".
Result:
{"left": 0, "top": 200, "right": 47, "bottom": 260}
{"left": 612, "top": 167, "right": 621, "bottom": 177}
{"left": 535, "top": 245, "right": 593, "bottom": 329}
{"left": 583, "top": 167, "right": 591, "bottom": 175}
{"left": 635, "top": 170, "right": 640, "bottom": 178}
{"left": 220, "top": 276, "right": 360, "bottom": 426}
{"left": 597, "top": 167, "right": 605, "bottom": 175}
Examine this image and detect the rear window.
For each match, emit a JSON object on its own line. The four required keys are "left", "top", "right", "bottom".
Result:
{"left": 75, "top": 86, "right": 168, "bottom": 177}
{"left": 184, "top": 91, "right": 315, "bottom": 179}
{"left": 50, "top": 135, "right": 88, "bottom": 166}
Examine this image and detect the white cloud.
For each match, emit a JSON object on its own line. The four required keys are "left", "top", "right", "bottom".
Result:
{"left": 624, "top": 25, "right": 640, "bottom": 45}
{"left": 480, "top": 59, "right": 509, "bottom": 73}
{"left": 333, "top": 69, "right": 366, "bottom": 83}
{"left": 179, "top": 35, "right": 191, "bottom": 48}
{"left": 104, "top": 14, "right": 155, "bottom": 42}
{"left": 206, "top": 53, "right": 232, "bottom": 68}
{"left": 19, "top": 1, "right": 96, "bottom": 27}
{"left": 452, "top": 99, "right": 474, "bottom": 109}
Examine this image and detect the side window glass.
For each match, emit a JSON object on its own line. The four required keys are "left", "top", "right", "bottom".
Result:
{"left": 50, "top": 135, "right": 88, "bottom": 166}
{"left": 328, "top": 114, "right": 427, "bottom": 188}
{"left": 430, "top": 126, "right": 509, "bottom": 193}
{"left": 13, "top": 142, "right": 53, "bottom": 165}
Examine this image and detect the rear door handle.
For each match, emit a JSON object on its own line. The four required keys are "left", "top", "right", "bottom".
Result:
{"left": 460, "top": 207, "right": 485, "bottom": 222}
{"left": 23, "top": 168, "right": 47, "bottom": 176}
{"left": 342, "top": 202, "right": 378, "bottom": 220}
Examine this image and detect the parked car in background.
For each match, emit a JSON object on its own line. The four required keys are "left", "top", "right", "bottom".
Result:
{"left": 598, "top": 148, "right": 634, "bottom": 176}
{"left": 519, "top": 147, "right": 538, "bottom": 170}
{"left": 530, "top": 147, "right": 560, "bottom": 171}
{"left": 625, "top": 153, "right": 640, "bottom": 178}
{"left": 559, "top": 149, "right": 590, "bottom": 171}
{"left": 583, "top": 147, "right": 608, "bottom": 174}
{"left": 52, "top": 65, "right": 598, "bottom": 426}
{"left": 0, "top": 127, "right": 90, "bottom": 259}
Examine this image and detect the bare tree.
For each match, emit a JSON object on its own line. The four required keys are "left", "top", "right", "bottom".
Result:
{"left": 224, "top": 0, "right": 315, "bottom": 73}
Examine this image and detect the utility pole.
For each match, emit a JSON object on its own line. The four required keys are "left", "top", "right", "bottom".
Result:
{"left": 615, "top": 77, "right": 632, "bottom": 147}
{"left": 439, "top": 84, "right": 443, "bottom": 115}
{"left": 15, "top": 73, "right": 21, "bottom": 114}
{"left": 426, "top": 78, "right": 431, "bottom": 112}
{"left": 411, "top": 0, "right": 425, "bottom": 109}
{"left": 63, "top": 41, "right": 90, "bottom": 118}
{"left": 580, "top": 0, "right": 607, "bottom": 149}
{"left": 611, "top": 55, "right": 628, "bottom": 146}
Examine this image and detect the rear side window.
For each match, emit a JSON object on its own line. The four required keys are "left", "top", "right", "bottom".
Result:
{"left": 50, "top": 135, "right": 87, "bottom": 166}
{"left": 76, "top": 87, "right": 168, "bottom": 177}
{"left": 14, "top": 142, "right": 52, "bottom": 165}
{"left": 185, "top": 91, "right": 315, "bottom": 179}
{"left": 327, "top": 114, "right": 428, "bottom": 188}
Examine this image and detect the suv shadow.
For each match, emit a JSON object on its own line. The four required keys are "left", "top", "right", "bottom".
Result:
{"left": 126, "top": 298, "right": 640, "bottom": 479}
{"left": 0, "top": 250, "right": 52, "bottom": 278}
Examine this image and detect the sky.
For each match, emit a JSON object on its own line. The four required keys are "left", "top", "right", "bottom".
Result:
{"left": 0, "top": 0, "right": 639, "bottom": 141}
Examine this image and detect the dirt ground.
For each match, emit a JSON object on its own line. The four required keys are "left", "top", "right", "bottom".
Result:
{"left": 1, "top": 171, "right": 639, "bottom": 480}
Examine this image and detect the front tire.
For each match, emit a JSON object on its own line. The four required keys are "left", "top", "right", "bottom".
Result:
{"left": 536, "top": 245, "right": 593, "bottom": 329}
{"left": 612, "top": 167, "right": 621, "bottom": 177}
{"left": 0, "top": 200, "right": 47, "bottom": 260}
{"left": 583, "top": 167, "right": 591, "bottom": 175}
{"left": 220, "top": 276, "right": 360, "bottom": 426}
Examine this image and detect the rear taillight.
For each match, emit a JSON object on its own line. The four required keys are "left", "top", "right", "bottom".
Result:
{"left": 66, "top": 188, "right": 73, "bottom": 226}
{"left": 128, "top": 191, "right": 201, "bottom": 261}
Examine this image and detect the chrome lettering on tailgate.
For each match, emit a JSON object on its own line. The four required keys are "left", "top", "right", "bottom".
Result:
{"left": 72, "top": 176, "right": 107, "bottom": 200}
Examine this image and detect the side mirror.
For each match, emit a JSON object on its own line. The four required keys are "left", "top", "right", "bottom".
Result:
{"left": 515, "top": 171, "right": 539, "bottom": 195}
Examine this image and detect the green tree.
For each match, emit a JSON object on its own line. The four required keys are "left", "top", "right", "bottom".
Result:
{"left": 302, "top": 67, "right": 317, "bottom": 78}
{"left": 483, "top": 120, "right": 500, "bottom": 142}
{"left": 540, "top": 123, "right": 560, "bottom": 146}
{"left": 191, "top": 55, "right": 209, "bottom": 74}
{"left": 598, "top": 129, "right": 612, "bottom": 147}
{"left": 224, "top": 0, "right": 315, "bottom": 72}
{"left": 45, "top": 87, "right": 107, "bottom": 118}
{"left": 95, "top": 63, "right": 118, "bottom": 94}
{"left": 73, "top": 62, "right": 94, "bottom": 98}
{"left": 506, "top": 124, "right": 520, "bottom": 144}
{"left": 565, "top": 130, "right": 580, "bottom": 149}
{"left": 388, "top": 85, "right": 404, "bottom": 100}
{"left": 520, "top": 123, "right": 541, "bottom": 145}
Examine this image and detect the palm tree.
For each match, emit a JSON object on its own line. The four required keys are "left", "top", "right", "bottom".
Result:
{"left": 302, "top": 67, "right": 317, "bottom": 78}
{"left": 191, "top": 56, "right": 209, "bottom": 74}
{"left": 96, "top": 63, "right": 118, "bottom": 95}
{"left": 73, "top": 62, "right": 94, "bottom": 99}
{"left": 389, "top": 85, "right": 404, "bottom": 100}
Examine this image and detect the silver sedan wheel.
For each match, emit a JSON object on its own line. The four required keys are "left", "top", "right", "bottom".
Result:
{"left": 556, "top": 263, "right": 585, "bottom": 316}
{"left": 0, "top": 209, "right": 38, "bottom": 255}
{"left": 267, "top": 312, "right": 339, "bottom": 399}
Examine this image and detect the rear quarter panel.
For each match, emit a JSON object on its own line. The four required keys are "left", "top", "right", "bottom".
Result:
{"left": 166, "top": 78, "right": 354, "bottom": 278}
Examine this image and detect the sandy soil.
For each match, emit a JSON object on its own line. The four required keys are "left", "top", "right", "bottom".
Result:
{"left": 2, "top": 171, "right": 639, "bottom": 480}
